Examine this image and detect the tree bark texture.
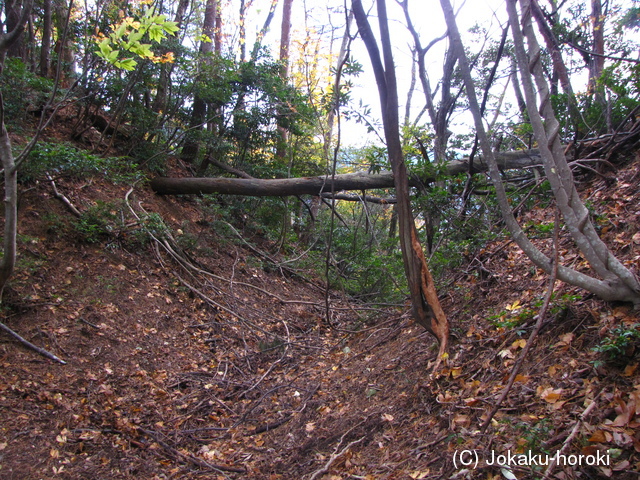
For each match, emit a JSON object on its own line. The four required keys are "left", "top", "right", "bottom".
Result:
{"left": 39, "top": 0, "right": 52, "bottom": 77}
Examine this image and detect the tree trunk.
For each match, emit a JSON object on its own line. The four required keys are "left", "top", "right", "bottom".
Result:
{"left": 0, "top": 0, "right": 33, "bottom": 298}
{"left": 530, "top": 0, "right": 580, "bottom": 128}
{"left": 150, "top": 148, "right": 544, "bottom": 196}
{"left": 52, "top": 0, "right": 74, "bottom": 87}
{"left": 4, "top": 0, "right": 27, "bottom": 61}
{"left": 239, "top": 0, "right": 247, "bottom": 61}
{"left": 0, "top": 107, "right": 18, "bottom": 298}
{"left": 588, "top": 0, "right": 605, "bottom": 101}
{"left": 510, "top": 57, "right": 528, "bottom": 118}
{"left": 251, "top": 0, "right": 279, "bottom": 60}
{"left": 352, "top": 0, "right": 449, "bottom": 360}
{"left": 440, "top": 0, "right": 640, "bottom": 305}
{"left": 39, "top": 0, "right": 52, "bottom": 77}
{"left": 180, "top": 0, "right": 217, "bottom": 164}
{"left": 275, "top": 0, "right": 293, "bottom": 161}
{"left": 510, "top": 0, "right": 639, "bottom": 302}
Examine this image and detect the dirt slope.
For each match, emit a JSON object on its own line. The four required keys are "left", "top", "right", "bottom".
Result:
{"left": 1, "top": 155, "right": 640, "bottom": 480}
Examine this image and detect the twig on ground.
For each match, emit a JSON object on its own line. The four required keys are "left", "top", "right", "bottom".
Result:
{"left": 46, "top": 173, "right": 82, "bottom": 217}
{"left": 79, "top": 317, "right": 100, "bottom": 329}
{"left": 0, "top": 321, "right": 67, "bottom": 364}
{"left": 248, "top": 413, "right": 292, "bottom": 435}
{"left": 541, "top": 393, "right": 601, "bottom": 480}
{"left": 308, "top": 435, "right": 366, "bottom": 480}
{"left": 138, "top": 427, "right": 245, "bottom": 474}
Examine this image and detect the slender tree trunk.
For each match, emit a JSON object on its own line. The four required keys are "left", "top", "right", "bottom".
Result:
{"left": 440, "top": 0, "right": 640, "bottom": 304}
{"left": 352, "top": 0, "right": 449, "bottom": 359}
{"left": 404, "top": 48, "right": 417, "bottom": 126}
{"left": 510, "top": 57, "right": 528, "bottom": 118}
{"left": 0, "top": 0, "right": 33, "bottom": 298}
{"left": 213, "top": 0, "right": 222, "bottom": 53}
{"left": 530, "top": 0, "right": 580, "bottom": 129}
{"left": 239, "top": 0, "right": 247, "bottom": 61}
{"left": 323, "top": 12, "right": 353, "bottom": 160}
{"left": 588, "top": 0, "right": 605, "bottom": 99}
{"left": 275, "top": 0, "right": 293, "bottom": 161}
{"left": 0, "top": 105, "right": 18, "bottom": 298}
{"left": 52, "top": 0, "right": 75, "bottom": 87}
{"left": 401, "top": 1, "right": 454, "bottom": 254}
{"left": 251, "top": 0, "right": 279, "bottom": 60}
{"left": 181, "top": 0, "right": 217, "bottom": 164}
{"left": 39, "top": 0, "right": 52, "bottom": 77}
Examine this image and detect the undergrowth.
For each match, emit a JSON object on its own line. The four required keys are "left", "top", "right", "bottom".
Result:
{"left": 21, "top": 142, "right": 143, "bottom": 184}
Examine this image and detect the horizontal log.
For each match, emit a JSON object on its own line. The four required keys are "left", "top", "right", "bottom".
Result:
{"left": 150, "top": 149, "right": 543, "bottom": 197}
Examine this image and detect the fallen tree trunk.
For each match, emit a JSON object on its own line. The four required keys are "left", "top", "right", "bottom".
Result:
{"left": 151, "top": 149, "right": 543, "bottom": 196}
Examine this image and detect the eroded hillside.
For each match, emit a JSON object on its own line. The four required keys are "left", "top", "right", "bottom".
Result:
{"left": 1, "top": 153, "right": 640, "bottom": 480}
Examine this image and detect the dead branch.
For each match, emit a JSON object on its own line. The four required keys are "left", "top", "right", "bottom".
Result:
{"left": 46, "top": 173, "right": 81, "bottom": 217}
{"left": 308, "top": 434, "right": 366, "bottom": 480}
{"left": 541, "top": 393, "right": 601, "bottom": 480}
{"left": 0, "top": 320, "right": 67, "bottom": 364}
{"left": 247, "top": 413, "right": 292, "bottom": 436}
{"left": 321, "top": 192, "right": 396, "bottom": 204}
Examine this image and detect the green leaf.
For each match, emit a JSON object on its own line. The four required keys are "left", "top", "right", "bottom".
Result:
{"left": 147, "top": 24, "right": 164, "bottom": 42}
{"left": 163, "top": 21, "right": 179, "bottom": 35}
{"left": 98, "top": 39, "right": 112, "bottom": 58}
{"left": 117, "top": 58, "right": 137, "bottom": 71}
{"left": 107, "top": 49, "right": 120, "bottom": 62}
{"left": 129, "top": 31, "right": 144, "bottom": 43}
{"left": 132, "top": 43, "right": 153, "bottom": 58}
{"left": 115, "top": 22, "right": 128, "bottom": 39}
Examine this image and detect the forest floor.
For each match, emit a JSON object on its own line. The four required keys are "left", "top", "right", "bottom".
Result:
{"left": 1, "top": 137, "right": 640, "bottom": 479}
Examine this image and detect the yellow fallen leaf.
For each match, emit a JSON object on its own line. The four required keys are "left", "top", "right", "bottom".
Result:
{"left": 410, "top": 470, "right": 430, "bottom": 479}
{"left": 512, "top": 339, "right": 526, "bottom": 349}
{"left": 508, "top": 300, "right": 522, "bottom": 311}
{"left": 538, "top": 386, "right": 563, "bottom": 403}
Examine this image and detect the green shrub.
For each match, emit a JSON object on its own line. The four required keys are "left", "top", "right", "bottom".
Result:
{"left": 21, "top": 142, "right": 142, "bottom": 183}
{"left": 73, "top": 201, "right": 121, "bottom": 244}
{"left": 593, "top": 323, "right": 640, "bottom": 365}
{"left": 0, "top": 58, "right": 54, "bottom": 127}
{"left": 126, "top": 212, "right": 170, "bottom": 246}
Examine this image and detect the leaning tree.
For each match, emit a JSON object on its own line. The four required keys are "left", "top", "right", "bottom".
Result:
{"left": 440, "top": 0, "right": 640, "bottom": 305}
